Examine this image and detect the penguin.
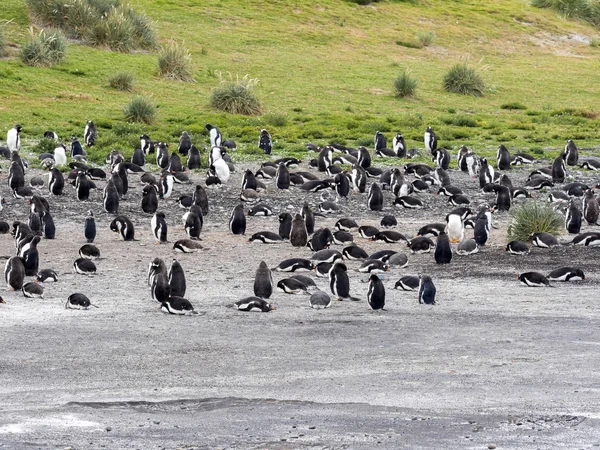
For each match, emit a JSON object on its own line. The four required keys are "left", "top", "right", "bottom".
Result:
{"left": 333, "top": 172, "right": 350, "bottom": 199}
{"left": 9, "top": 161, "right": 25, "bottom": 190}
{"left": 417, "top": 223, "right": 446, "bottom": 238}
{"left": 28, "top": 212, "right": 43, "bottom": 236}
{"left": 161, "top": 297, "right": 197, "bottom": 315}
{"left": 456, "top": 239, "right": 479, "bottom": 255}
{"left": 30, "top": 176, "right": 44, "bottom": 190}
{"left": 434, "top": 231, "right": 452, "bottom": 264}
{"left": 318, "top": 201, "right": 340, "bottom": 215}
{"left": 151, "top": 211, "right": 168, "bottom": 243}
{"left": 0, "top": 221, "right": 10, "bottom": 234}
{"left": 177, "top": 194, "right": 192, "bottom": 208}
{"left": 290, "top": 214, "right": 308, "bottom": 247}
{"left": 73, "top": 258, "right": 96, "bottom": 275}
{"left": 309, "top": 291, "right": 332, "bottom": 309}
{"left": 253, "top": 261, "right": 273, "bottom": 299}
{"left": 36, "top": 268, "right": 58, "bottom": 283}
{"left": 372, "top": 230, "right": 408, "bottom": 244}
{"left": 271, "top": 258, "right": 314, "bottom": 272}
{"left": 277, "top": 278, "right": 309, "bottom": 295}
{"left": 168, "top": 153, "right": 184, "bottom": 173}
{"left": 192, "top": 184, "right": 209, "bottom": 216}
{"left": 496, "top": 144, "right": 511, "bottom": 171}
{"left": 530, "top": 232, "right": 559, "bottom": 248}
{"left": 388, "top": 252, "right": 409, "bottom": 268}
{"left": 492, "top": 185, "right": 511, "bottom": 212}
{"left": 374, "top": 131, "right": 387, "bottom": 152}
{"left": 240, "top": 188, "right": 261, "bottom": 203}
{"left": 393, "top": 132, "right": 406, "bottom": 157}
{"left": 445, "top": 212, "right": 464, "bottom": 244}
{"left": 140, "top": 134, "right": 155, "bottom": 155}
{"left": 241, "top": 169, "right": 257, "bottom": 191}
{"left": 229, "top": 204, "right": 246, "bottom": 235}
{"left": 258, "top": 129, "right": 272, "bottom": 155}
{"left": 74, "top": 171, "right": 92, "bottom": 201}
{"left": 563, "top": 139, "right": 578, "bottom": 166}
{"left": 418, "top": 275, "right": 436, "bottom": 305}
{"left": 131, "top": 147, "right": 145, "bottom": 167}
{"left": 369, "top": 250, "right": 397, "bottom": 263}
{"left": 357, "top": 146, "right": 371, "bottom": 169}
{"left": 448, "top": 194, "right": 470, "bottom": 206}
{"left": 44, "top": 130, "right": 58, "bottom": 141}
{"left": 474, "top": 206, "right": 492, "bottom": 246}
{"left": 432, "top": 148, "right": 450, "bottom": 170}
{"left": 79, "top": 244, "right": 100, "bottom": 260}
{"left": 110, "top": 215, "right": 135, "bottom": 241}
{"left": 173, "top": 239, "right": 203, "bottom": 253}
{"left": 53, "top": 144, "right": 67, "bottom": 165}
{"left": 407, "top": 236, "right": 435, "bottom": 253}
{"left": 178, "top": 131, "right": 192, "bottom": 156}
{"left": 358, "top": 259, "right": 389, "bottom": 274}
{"left": 424, "top": 126, "right": 437, "bottom": 154}
{"left": 335, "top": 218, "right": 359, "bottom": 231}
{"left": 390, "top": 168, "right": 407, "bottom": 197}
{"left": 20, "top": 235, "right": 40, "bottom": 276}
{"left": 524, "top": 177, "right": 553, "bottom": 190}
{"left": 278, "top": 212, "right": 292, "bottom": 239}
{"left": 84, "top": 120, "right": 97, "bottom": 147}
{"left": 206, "top": 124, "right": 222, "bottom": 148}
{"left": 275, "top": 163, "right": 290, "bottom": 189}
{"left": 479, "top": 158, "right": 495, "bottom": 188}
{"left": 84, "top": 210, "right": 96, "bottom": 243}
{"left": 235, "top": 297, "right": 275, "bottom": 312}
{"left": 159, "top": 173, "right": 174, "bottom": 199}
{"left": 351, "top": 165, "right": 367, "bottom": 193}
{"left": 148, "top": 257, "right": 167, "bottom": 287}
{"left": 168, "top": 259, "right": 186, "bottom": 298}
{"left": 41, "top": 211, "right": 55, "bottom": 239}
{"left": 210, "top": 147, "right": 230, "bottom": 183}
{"left": 342, "top": 245, "right": 369, "bottom": 260}
{"left": 70, "top": 136, "right": 84, "bottom": 158}
{"left": 103, "top": 178, "right": 119, "bottom": 214}
{"left": 512, "top": 152, "right": 535, "bottom": 165}
{"left": 183, "top": 210, "right": 202, "bottom": 240}
{"left": 518, "top": 272, "right": 550, "bottom": 287}
{"left": 552, "top": 154, "right": 566, "bottom": 183}
{"left": 395, "top": 275, "right": 420, "bottom": 291}
{"left": 4, "top": 256, "right": 25, "bottom": 290}
{"left": 21, "top": 281, "right": 43, "bottom": 298}
{"left": 248, "top": 231, "right": 282, "bottom": 244}
{"left": 505, "top": 240, "right": 530, "bottom": 255}
{"left": 583, "top": 189, "right": 599, "bottom": 225}
{"left": 580, "top": 159, "right": 600, "bottom": 171}
{"left": 151, "top": 273, "right": 171, "bottom": 303}
{"left": 141, "top": 184, "right": 159, "bottom": 215}
{"left": 66, "top": 293, "right": 96, "bottom": 310}
{"left": 156, "top": 142, "right": 170, "bottom": 169}
{"left": 7, "top": 124, "right": 22, "bottom": 151}
{"left": 380, "top": 215, "right": 397, "bottom": 229}
{"left": 548, "top": 267, "right": 585, "bottom": 282}
{"left": 310, "top": 249, "right": 342, "bottom": 265}
{"left": 565, "top": 199, "right": 583, "bottom": 234}
{"left": 301, "top": 203, "right": 315, "bottom": 235}
{"left": 393, "top": 196, "right": 423, "bottom": 209}
{"left": 187, "top": 144, "right": 201, "bottom": 170}
{"left": 367, "top": 182, "right": 384, "bottom": 211}
{"left": 358, "top": 225, "right": 379, "bottom": 239}
{"left": 367, "top": 274, "right": 386, "bottom": 310}
{"left": 329, "top": 262, "right": 360, "bottom": 301}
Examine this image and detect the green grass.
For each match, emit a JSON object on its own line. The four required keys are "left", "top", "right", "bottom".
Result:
{"left": 393, "top": 70, "right": 418, "bottom": 98}
{"left": 507, "top": 201, "right": 564, "bottom": 241}
{"left": 531, "top": 0, "right": 600, "bottom": 28}
{"left": 416, "top": 30, "right": 435, "bottom": 47}
{"left": 108, "top": 70, "right": 134, "bottom": 91}
{"left": 0, "top": 21, "right": 7, "bottom": 57}
{"left": 443, "top": 63, "right": 486, "bottom": 97}
{"left": 123, "top": 95, "right": 156, "bottom": 124}
{"left": 0, "top": 0, "right": 599, "bottom": 164}
{"left": 591, "top": 36, "right": 600, "bottom": 47}
{"left": 210, "top": 73, "right": 262, "bottom": 115}
{"left": 19, "top": 26, "right": 67, "bottom": 66}
{"left": 157, "top": 40, "right": 193, "bottom": 81}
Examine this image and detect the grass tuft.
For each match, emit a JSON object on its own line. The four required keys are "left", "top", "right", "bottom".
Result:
{"left": 123, "top": 95, "right": 156, "bottom": 124}
{"left": 416, "top": 31, "right": 435, "bottom": 46}
{"left": 443, "top": 63, "right": 485, "bottom": 96}
{"left": 20, "top": 27, "right": 67, "bottom": 67}
{"left": 507, "top": 201, "right": 563, "bottom": 241}
{"left": 590, "top": 36, "right": 600, "bottom": 47}
{"left": 210, "top": 73, "right": 263, "bottom": 115}
{"left": 108, "top": 71, "right": 134, "bottom": 91}
{"left": 501, "top": 102, "right": 527, "bottom": 110}
{"left": 157, "top": 41, "right": 194, "bottom": 82}
{"left": 393, "top": 70, "right": 418, "bottom": 98}
{"left": 531, "top": 0, "right": 600, "bottom": 28}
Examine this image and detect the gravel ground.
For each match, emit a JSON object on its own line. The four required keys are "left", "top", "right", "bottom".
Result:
{"left": 1, "top": 151, "right": 599, "bottom": 449}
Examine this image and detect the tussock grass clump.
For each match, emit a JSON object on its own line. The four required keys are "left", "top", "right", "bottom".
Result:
{"left": 20, "top": 27, "right": 67, "bottom": 66}
{"left": 108, "top": 71, "right": 134, "bottom": 91}
{"left": 393, "top": 70, "right": 418, "bottom": 98}
{"left": 508, "top": 201, "right": 563, "bottom": 241}
{"left": 157, "top": 41, "right": 193, "bottom": 81}
{"left": 443, "top": 63, "right": 485, "bottom": 96}
{"left": 210, "top": 73, "right": 263, "bottom": 115}
{"left": 531, "top": 0, "right": 600, "bottom": 28}
{"left": 264, "top": 112, "right": 288, "bottom": 127}
{"left": 87, "top": 8, "right": 134, "bottom": 52}
{"left": 416, "top": 31, "right": 435, "bottom": 47}
{"left": 591, "top": 36, "right": 600, "bottom": 47}
{"left": 123, "top": 95, "right": 156, "bottom": 124}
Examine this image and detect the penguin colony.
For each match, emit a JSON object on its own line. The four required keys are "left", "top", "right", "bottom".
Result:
{"left": 0, "top": 123, "right": 596, "bottom": 314}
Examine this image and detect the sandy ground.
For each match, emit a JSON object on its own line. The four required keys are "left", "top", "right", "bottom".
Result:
{"left": 1, "top": 153, "right": 599, "bottom": 449}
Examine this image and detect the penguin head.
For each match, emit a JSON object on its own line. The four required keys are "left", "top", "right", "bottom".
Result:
{"left": 15, "top": 124, "right": 22, "bottom": 133}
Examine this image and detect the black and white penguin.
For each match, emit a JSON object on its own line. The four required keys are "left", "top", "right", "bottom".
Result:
{"left": 79, "top": 244, "right": 100, "bottom": 260}
{"left": 73, "top": 258, "right": 96, "bottom": 275}
{"left": 434, "top": 231, "right": 452, "bottom": 264}
{"left": 512, "top": 152, "right": 535, "bottom": 165}
{"left": 7, "top": 124, "right": 22, "bottom": 151}
{"left": 131, "top": 147, "right": 145, "bottom": 167}
{"left": 374, "top": 131, "right": 387, "bottom": 152}
{"left": 161, "top": 297, "right": 197, "bottom": 315}
{"left": 333, "top": 172, "right": 350, "bottom": 199}
{"left": 342, "top": 245, "right": 369, "bottom": 260}
{"left": 84, "top": 120, "right": 97, "bottom": 147}
{"left": 41, "top": 211, "right": 55, "bottom": 239}
{"left": 30, "top": 175, "right": 44, "bottom": 190}
{"left": 380, "top": 215, "right": 397, "bottom": 229}
{"left": 367, "top": 274, "right": 386, "bottom": 310}
{"left": 168, "top": 259, "right": 186, "bottom": 298}
{"left": 141, "top": 184, "right": 159, "bottom": 215}
{"left": 44, "top": 130, "right": 58, "bottom": 141}
{"left": 176, "top": 131, "right": 192, "bottom": 156}
{"left": 358, "top": 259, "right": 389, "bottom": 274}
{"left": 209, "top": 146, "right": 230, "bottom": 183}
{"left": 185, "top": 144, "right": 201, "bottom": 170}
{"left": 309, "top": 228, "right": 334, "bottom": 251}
{"left": 277, "top": 278, "right": 309, "bottom": 295}
{"left": 372, "top": 230, "right": 408, "bottom": 244}
{"left": 229, "top": 204, "right": 246, "bottom": 235}
{"left": 492, "top": 185, "right": 511, "bottom": 212}
{"left": 479, "top": 158, "right": 495, "bottom": 188}
{"left": 418, "top": 275, "right": 436, "bottom": 305}
{"left": 357, "top": 146, "right": 371, "bottom": 169}
{"left": 505, "top": 240, "right": 530, "bottom": 255}
{"left": 524, "top": 177, "right": 553, "bottom": 190}
{"left": 173, "top": 239, "right": 203, "bottom": 253}
{"left": 418, "top": 222, "right": 446, "bottom": 238}
{"left": 548, "top": 267, "right": 585, "bottom": 282}
{"left": 278, "top": 212, "right": 292, "bottom": 240}
{"left": 351, "top": 164, "right": 367, "bottom": 193}
{"left": 235, "top": 297, "right": 275, "bottom": 312}
{"left": 275, "top": 163, "right": 290, "bottom": 190}
{"left": 183, "top": 209, "right": 202, "bottom": 240}
{"left": 65, "top": 293, "right": 96, "bottom": 310}
{"left": 445, "top": 212, "right": 464, "bottom": 243}
{"left": 432, "top": 148, "right": 450, "bottom": 170}
{"left": 36, "top": 268, "right": 58, "bottom": 282}
{"left": 395, "top": 275, "right": 420, "bottom": 291}
{"left": 301, "top": 203, "right": 315, "bottom": 235}
{"left": 28, "top": 212, "right": 42, "bottom": 237}
{"left": 358, "top": 225, "right": 379, "bottom": 239}
{"left": 552, "top": 154, "right": 566, "bottom": 183}
{"left": 20, "top": 235, "right": 40, "bottom": 276}
{"left": 309, "top": 291, "right": 332, "bottom": 309}
{"left": 151, "top": 211, "right": 168, "bottom": 243}
{"left": 73, "top": 171, "right": 92, "bottom": 201}
{"left": 248, "top": 231, "right": 282, "bottom": 244}
{"left": 565, "top": 199, "right": 583, "bottom": 234}
{"left": 530, "top": 232, "right": 559, "bottom": 248}
{"left": 52, "top": 143, "right": 67, "bottom": 165}
{"left": 474, "top": 206, "right": 492, "bottom": 246}
{"left": 580, "top": 159, "right": 600, "bottom": 171}
{"left": 70, "top": 136, "right": 84, "bottom": 158}
{"left": 393, "top": 132, "right": 406, "bottom": 157}
{"left": 271, "top": 258, "right": 314, "bottom": 272}
{"left": 393, "top": 196, "right": 423, "bottom": 209}
{"left": 496, "top": 144, "right": 511, "bottom": 171}
{"left": 456, "top": 239, "right": 479, "bottom": 255}
{"left": 84, "top": 210, "right": 96, "bottom": 243}
{"left": 140, "top": 134, "right": 155, "bottom": 155}
{"left": 448, "top": 194, "right": 470, "bottom": 207}
{"left": 253, "top": 261, "right": 273, "bottom": 299}
{"left": 168, "top": 153, "right": 184, "bottom": 173}
{"left": 290, "top": 214, "right": 308, "bottom": 247}
{"left": 310, "top": 249, "right": 342, "bottom": 265}
{"left": 368, "top": 250, "right": 397, "bottom": 263}
{"left": 103, "top": 178, "right": 119, "bottom": 214}
{"left": 159, "top": 173, "right": 174, "bottom": 199}
{"left": 110, "top": 215, "right": 135, "bottom": 241}
{"left": 329, "top": 262, "right": 360, "bottom": 301}
{"left": 335, "top": 218, "right": 359, "bottom": 231}
{"left": 368, "top": 182, "right": 384, "bottom": 211}
{"left": 148, "top": 257, "right": 167, "bottom": 287}
{"left": 202, "top": 124, "right": 221, "bottom": 148}
{"left": 423, "top": 127, "right": 437, "bottom": 154}
{"left": 9, "top": 161, "right": 25, "bottom": 190}
{"left": 4, "top": 256, "right": 25, "bottom": 290}
{"left": 241, "top": 169, "right": 257, "bottom": 191}
{"left": 407, "top": 236, "right": 435, "bottom": 253}
{"left": 258, "top": 129, "right": 272, "bottom": 155}
{"left": 583, "top": 189, "right": 599, "bottom": 225}
{"left": 563, "top": 139, "right": 578, "bottom": 166}
{"left": 518, "top": 272, "right": 549, "bottom": 287}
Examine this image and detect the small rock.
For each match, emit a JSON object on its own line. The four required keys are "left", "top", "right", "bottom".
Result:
{"left": 105, "top": 427, "right": 111, "bottom": 432}
{"left": 308, "top": 426, "right": 316, "bottom": 430}
{"left": 488, "top": 445, "right": 497, "bottom": 450}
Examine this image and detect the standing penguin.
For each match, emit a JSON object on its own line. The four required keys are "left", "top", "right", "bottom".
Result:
{"left": 20, "top": 235, "right": 41, "bottom": 276}
{"left": 4, "top": 256, "right": 25, "bottom": 290}
{"left": 496, "top": 144, "right": 511, "bottom": 171}
{"left": 393, "top": 132, "right": 406, "bottom": 158}
{"left": 367, "top": 274, "right": 386, "bottom": 310}
{"left": 552, "top": 154, "right": 567, "bottom": 183}
{"left": 178, "top": 131, "right": 192, "bottom": 156}
{"left": 192, "top": 184, "right": 209, "bottom": 216}
{"left": 434, "top": 231, "right": 452, "bottom": 264}
{"left": 565, "top": 199, "right": 583, "bottom": 234}
{"left": 367, "top": 182, "right": 384, "bottom": 211}
{"left": 563, "top": 139, "right": 578, "bottom": 166}
{"left": 183, "top": 209, "right": 202, "bottom": 240}
{"left": 301, "top": 203, "right": 315, "bottom": 235}
{"left": 187, "top": 145, "right": 201, "bottom": 170}
{"left": 418, "top": 275, "right": 436, "bottom": 305}
{"left": 48, "top": 168, "right": 64, "bottom": 195}
{"left": 205, "top": 124, "right": 222, "bottom": 148}
{"left": 290, "top": 214, "right": 308, "bottom": 247}
{"left": 254, "top": 260, "right": 273, "bottom": 299}
{"left": 424, "top": 126, "right": 437, "bottom": 154}
{"left": 241, "top": 169, "right": 257, "bottom": 191}
{"left": 479, "top": 158, "right": 495, "bottom": 188}
{"left": 333, "top": 172, "right": 350, "bottom": 199}
{"left": 41, "top": 211, "right": 55, "bottom": 239}
{"left": 474, "top": 206, "right": 492, "bottom": 246}
{"left": 374, "top": 131, "right": 387, "bottom": 152}
{"left": 329, "top": 262, "right": 360, "bottom": 301}
{"left": 70, "top": 136, "right": 84, "bottom": 158}
{"left": 357, "top": 147, "right": 371, "bottom": 169}
{"left": 351, "top": 164, "right": 367, "bottom": 193}
{"left": 131, "top": 147, "right": 145, "bottom": 167}
{"left": 84, "top": 120, "right": 97, "bottom": 147}
{"left": 103, "top": 178, "right": 119, "bottom": 214}
{"left": 7, "top": 124, "right": 22, "bottom": 152}
{"left": 156, "top": 142, "right": 170, "bottom": 169}
{"left": 278, "top": 212, "right": 292, "bottom": 240}
{"left": 583, "top": 189, "right": 599, "bottom": 225}
{"left": 275, "top": 163, "right": 290, "bottom": 190}
{"left": 8, "top": 161, "right": 25, "bottom": 190}
{"left": 258, "top": 129, "right": 272, "bottom": 155}
{"left": 54, "top": 144, "right": 68, "bottom": 165}
{"left": 75, "top": 171, "right": 93, "bottom": 201}
{"left": 141, "top": 184, "right": 159, "bottom": 214}
{"left": 159, "top": 173, "right": 174, "bottom": 199}
{"left": 229, "top": 204, "right": 246, "bottom": 235}
{"left": 168, "top": 259, "right": 186, "bottom": 298}
{"left": 493, "top": 185, "right": 512, "bottom": 212}
{"left": 84, "top": 210, "right": 96, "bottom": 243}
{"left": 140, "top": 134, "right": 155, "bottom": 155}
{"left": 151, "top": 211, "right": 168, "bottom": 243}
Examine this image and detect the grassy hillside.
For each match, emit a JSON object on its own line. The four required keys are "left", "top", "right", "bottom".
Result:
{"left": 1, "top": 0, "right": 599, "bottom": 163}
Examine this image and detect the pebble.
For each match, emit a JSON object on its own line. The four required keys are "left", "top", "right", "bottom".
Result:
{"left": 105, "top": 427, "right": 111, "bottom": 432}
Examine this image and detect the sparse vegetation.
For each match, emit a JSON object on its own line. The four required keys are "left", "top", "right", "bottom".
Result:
{"left": 264, "top": 112, "right": 288, "bottom": 127}
{"left": 108, "top": 71, "right": 134, "bottom": 91}
{"left": 210, "top": 73, "right": 263, "bottom": 115}
{"left": 443, "top": 63, "right": 486, "bottom": 96}
{"left": 395, "top": 40, "right": 423, "bottom": 49}
{"left": 501, "top": 102, "right": 527, "bottom": 110}
{"left": 508, "top": 201, "right": 563, "bottom": 241}
{"left": 531, "top": 0, "right": 600, "bottom": 28}
{"left": 416, "top": 31, "right": 435, "bottom": 46}
{"left": 157, "top": 41, "right": 193, "bottom": 82}
{"left": 393, "top": 70, "right": 418, "bottom": 98}
{"left": 124, "top": 95, "right": 156, "bottom": 124}
{"left": 0, "top": 22, "right": 7, "bottom": 57}
{"left": 590, "top": 36, "right": 600, "bottom": 47}
{"left": 19, "top": 27, "right": 67, "bottom": 66}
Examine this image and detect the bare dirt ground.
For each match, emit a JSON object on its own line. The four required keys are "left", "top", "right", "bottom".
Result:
{"left": 1, "top": 152, "right": 599, "bottom": 449}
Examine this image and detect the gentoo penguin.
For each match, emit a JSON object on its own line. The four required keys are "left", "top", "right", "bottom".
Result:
{"left": 563, "top": 139, "right": 578, "bottom": 166}
{"left": 168, "top": 259, "right": 186, "bottom": 297}
{"left": 368, "top": 182, "right": 384, "bottom": 211}
{"left": 369, "top": 250, "right": 397, "bottom": 263}
{"left": 110, "top": 215, "right": 135, "bottom": 241}
{"left": 301, "top": 203, "right": 315, "bottom": 234}
{"left": 329, "top": 262, "right": 360, "bottom": 301}
{"left": 131, "top": 147, "right": 145, "bottom": 167}
{"left": 424, "top": 126, "right": 437, "bottom": 154}
{"left": 271, "top": 258, "right": 314, "bottom": 272}
{"left": 254, "top": 261, "right": 273, "bottom": 299}
{"left": 580, "top": 159, "right": 600, "bottom": 171}
{"left": 317, "top": 146, "right": 333, "bottom": 172}
{"left": 395, "top": 275, "right": 420, "bottom": 291}
{"left": 44, "top": 130, "right": 59, "bottom": 140}
{"left": 183, "top": 210, "right": 202, "bottom": 240}
{"left": 336, "top": 218, "right": 359, "bottom": 231}
{"left": 357, "top": 146, "right": 371, "bottom": 169}
{"left": 466, "top": 152, "right": 480, "bottom": 178}
{"left": 496, "top": 144, "right": 511, "bottom": 171}
{"left": 342, "top": 245, "right": 369, "bottom": 260}
{"left": 148, "top": 257, "right": 167, "bottom": 287}
{"left": 4, "top": 256, "right": 25, "bottom": 290}
{"left": 408, "top": 236, "right": 435, "bottom": 253}
{"left": 79, "top": 244, "right": 100, "bottom": 260}
{"left": 151, "top": 211, "right": 168, "bottom": 243}
{"left": 277, "top": 278, "right": 309, "bottom": 295}
{"left": 366, "top": 274, "right": 386, "bottom": 310}
{"left": 159, "top": 173, "right": 174, "bottom": 199}
{"left": 7, "top": 124, "right": 22, "bottom": 151}
{"left": 583, "top": 189, "right": 599, "bottom": 225}
{"left": 173, "top": 239, "right": 203, "bottom": 253}
{"left": 358, "top": 259, "right": 389, "bottom": 274}
{"left": 275, "top": 163, "right": 290, "bottom": 189}
{"left": 41, "top": 211, "right": 55, "bottom": 239}
{"left": 474, "top": 206, "right": 492, "bottom": 246}
{"left": 258, "top": 129, "right": 272, "bottom": 155}
{"left": 9, "top": 161, "right": 25, "bottom": 190}
{"left": 315, "top": 262, "right": 333, "bottom": 277}
{"left": 479, "top": 158, "right": 495, "bottom": 188}
{"left": 84, "top": 210, "right": 96, "bottom": 243}
{"left": 492, "top": 185, "right": 511, "bottom": 212}
{"left": 206, "top": 124, "right": 222, "bottom": 147}
{"left": 36, "top": 268, "right": 58, "bottom": 282}
{"left": 308, "top": 228, "right": 334, "bottom": 251}
{"left": 73, "top": 258, "right": 96, "bottom": 275}
{"left": 84, "top": 120, "right": 97, "bottom": 146}
{"left": 241, "top": 169, "right": 257, "bottom": 191}
{"left": 351, "top": 164, "right": 367, "bottom": 193}
{"left": 393, "top": 132, "right": 406, "bottom": 157}
{"left": 290, "top": 274, "right": 317, "bottom": 290}
{"left": 141, "top": 184, "right": 159, "bottom": 214}
{"left": 66, "top": 293, "right": 96, "bottom": 310}
{"left": 505, "top": 240, "right": 530, "bottom": 255}
{"left": 178, "top": 131, "right": 192, "bottom": 156}
{"left": 156, "top": 142, "right": 170, "bottom": 169}
{"left": 22, "top": 281, "right": 44, "bottom": 299}
{"left": 290, "top": 214, "right": 308, "bottom": 247}
{"left": 70, "top": 136, "right": 84, "bottom": 158}
{"left": 448, "top": 194, "right": 470, "bottom": 206}
{"left": 278, "top": 212, "right": 292, "bottom": 239}
{"left": 372, "top": 230, "right": 408, "bottom": 244}
{"left": 358, "top": 225, "right": 379, "bottom": 239}
{"left": 380, "top": 215, "right": 397, "bottom": 229}
{"left": 187, "top": 145, "right": 201, "bottom": 170}
{"left": 192, "top": 184, "right": 209, "bottom": 216}
{"left": 434, "top": 231, "right": 452, "bottom": 264}
{"left": 374, "top": 131, "right": 387, "bottom": 152}
{"left": 311, "top": 249, "right": 341, "bottom": 266}
{"left": 432, "top": 148, "right": 450, "bottom": 170}
{"left": 418, "top": 223, "right": 446, "bottom": 237}
{"left": 512, "top": 152, "right": 535, "bottom": 165}
{"left": 249, "top": 231, "right": 282, "bottom": 244}
{"left": 524, "top": 177, "right": 553, "bottom": 190}
{"left": 518, "top": 272, "right": 550, "bottom": 287}
{"left": 210, "top": 147, "right": 230, "bottom": 183}
{"left": 229, "top": 204, "right": 246, "bottom": 235}
{"left": 530, "top": 232, "right": 559, "bottom": 248}
{"left": 235, "top": 297, "right": 275, "bottom": 312}
{"left": 548, "top": 267, "right": 585, "bottom": 282}
{"left": 565, "top": 199, "right": 583, "bottom": 234}
{"left": 333, "top": 172, "right": 350, "bottom": 198}
{"left": 140, "top": 134, "right": 155, "bottom": 155}
{"left": 456, "top": 239, "right": 479, "bottom": 255}
{"left": 28, "top": 212, "right": 42, "bottom": 237}
{"left": 168, "top": 153, "right": 183, "bottom": 173}
{"left": 54, "top": 144, "right": 67, "bottom": 165}
{"left": 393, "top": 196, "right": 423, "bottom": 209}
{"left": 552, "top": 154, "right": 566, "bottom": 183}
{"left": 103, "top": 178, "right": 119, "bottom": 214}
{"left": 161, "top": 297, "right": 197, "bottom": 315}
{"left": 73, "top": 171, "right": 92, "bottom": 201}
{"left": 309, "top": 291, "right": 332, "bottom": 309}
{"left": 20, "top": 235, "right": 40, "bottom": 276}
{"left": 30, "top": 176, "right": 44, "bottom": 190}
{"left": 418, "top": 275, "right": 436, "bottom": 305}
